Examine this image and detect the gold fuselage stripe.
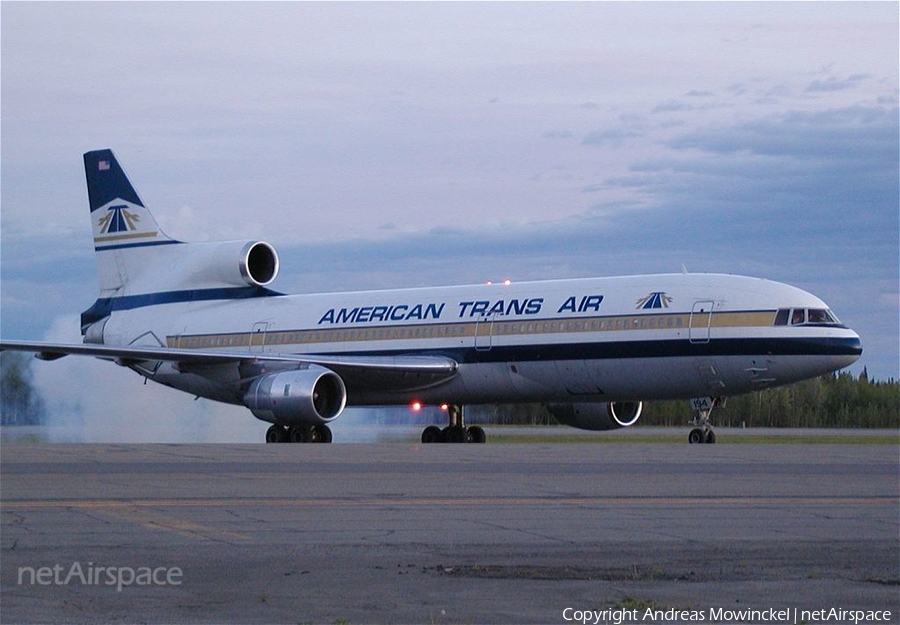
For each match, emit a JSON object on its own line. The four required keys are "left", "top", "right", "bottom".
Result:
{"left": 167, "top": 310, "right": 776, "bottom": 350}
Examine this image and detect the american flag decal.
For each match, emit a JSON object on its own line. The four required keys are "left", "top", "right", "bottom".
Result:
{"left": 98, "top": 160, "right": 110, "bottom": 171}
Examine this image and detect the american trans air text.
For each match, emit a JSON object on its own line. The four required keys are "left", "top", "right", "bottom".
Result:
{"left": 316, "top": 295, "right": 603, "bottom": 325}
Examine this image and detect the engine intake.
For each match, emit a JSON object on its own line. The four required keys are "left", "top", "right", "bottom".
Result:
{"left": 546, "top": 401, "right": 643, "bottom": 431}
{"left": 244, "top": 367, "right": 347, "bottom": 426}
{"left": 239, "top": 241, "right": 279, "bottom": 287}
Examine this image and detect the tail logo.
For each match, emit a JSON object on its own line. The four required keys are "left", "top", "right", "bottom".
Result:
{"left": 98, "top": 204, "right": 140, "bottom": 234}
{"left": 92, "top": 200, "right": 159, "bottom": 246}
{"left": 636, "top": 292, "right": 673, "bottom": 309}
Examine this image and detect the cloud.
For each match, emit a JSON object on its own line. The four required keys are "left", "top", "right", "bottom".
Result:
{"left": 581, "top": 128, "right": 640, "bottom": 147}
{"left": 667, "top": 105, "right": 897, "bottom": 161}
{"left": 806, "top": 73, "right": 870, "bottom": 93}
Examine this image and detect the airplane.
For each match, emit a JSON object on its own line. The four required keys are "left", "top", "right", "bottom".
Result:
{"left": 0, "top": 149, "right": 863, "bottom": 444}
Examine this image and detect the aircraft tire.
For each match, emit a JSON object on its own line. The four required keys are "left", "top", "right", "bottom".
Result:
{"left": 265, "top": 425, "right": 287, "bottom": 443}
{"left": 307, "top": 424, "right": 331, "bottom": 443}
{"left": 289, "top": 426, "right": 310, "bottom": 443}
{"left": 447, "top": 425, "right": 467, "bottom": 443}
{"left": 688, "top": 428, "right": 704, "bottom": 444}
{"left": 704, "top": 429, "right": 716, "bottom": 444}
{"left": 467, "top": 426, "right": 486, "bottom": 443}
{"left": 422, "top": 426, "right": 443, "bottom": 444}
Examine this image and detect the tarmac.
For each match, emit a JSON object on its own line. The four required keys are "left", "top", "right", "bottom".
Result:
{"left": 1, "top": 439, "right": 898, "bottom": 624}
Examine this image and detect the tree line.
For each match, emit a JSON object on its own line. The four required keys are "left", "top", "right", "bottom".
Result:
{"left": 467, "top": 370, "right": 899, "bottom": 429}
{"left": 1, "top": 352, "right": 46, "bottom": 426}
{"left": 2, "top": 350, "right": 897, "bottom": 429}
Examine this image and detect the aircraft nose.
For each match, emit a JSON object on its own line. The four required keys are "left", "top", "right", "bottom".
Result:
{"left": 836, "top": 330, "right": 863, "bottom": 368}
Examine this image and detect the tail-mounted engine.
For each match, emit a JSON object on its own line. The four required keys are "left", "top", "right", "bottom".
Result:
{"left": 243, "top": 366, "right": 347, "bottom": 426}
{"left": 238, "top": 241, "right": 279, "bottom": 287}
{"left": 202, "top": 240, "right": 279, "bottom": 288}
{"left": 546, "top": 401, "right": 643, "bottom": 431}
{"left": 136, "top": 239, "right": 280, "bottom": 292}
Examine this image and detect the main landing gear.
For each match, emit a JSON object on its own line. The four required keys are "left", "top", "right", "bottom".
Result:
{"left": 687, "top": 397, "right": 724, "bottom": 444}
{"left": 265, "top": 424, "right": 333, "bottom": 444}
{"left": 421, "top": 405, "right": 486, "bottom": 444}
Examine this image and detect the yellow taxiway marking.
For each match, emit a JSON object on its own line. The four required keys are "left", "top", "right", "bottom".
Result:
{"left": 86, "top": 506, "right": 254, "bottom": 543}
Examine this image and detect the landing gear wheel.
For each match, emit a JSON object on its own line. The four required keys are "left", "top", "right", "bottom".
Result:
{"left": 420, "top": 405, "right": 487, "bottom": 443}
{"left": 307, "top": 424, "right": 333, "bottom": 443}
{"left": 447, "top": 425, "right": 467, "bottom": 443}
{"left": 687, "top": 397, "right": 724, "bottom": 445}
{"left": 422, "top": 425, "right": 443, "bottom": 444}
{"left": 265, "top": 425, "right": 287, "bottom": 443}
{"left": 289, "top": 425, "right": 310, "bottom": 443}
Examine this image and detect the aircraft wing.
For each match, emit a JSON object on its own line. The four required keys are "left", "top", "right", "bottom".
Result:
{"left": 0, "top": 340, "right": 459, "bottom": 390}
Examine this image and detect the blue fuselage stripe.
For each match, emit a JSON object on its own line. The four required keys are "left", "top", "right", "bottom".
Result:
{"left": 80, "top": 287, "right": 281, "bottom": 329}
{"left": 94, "top": 240, "right": 182, "bottom": 252}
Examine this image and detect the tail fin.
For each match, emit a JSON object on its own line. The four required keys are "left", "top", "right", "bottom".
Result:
{"left": 80, "top": 149, "right": 279, "bottom": 335}
{"left": 84, "top": 149, "right": 177, "bottom": 252}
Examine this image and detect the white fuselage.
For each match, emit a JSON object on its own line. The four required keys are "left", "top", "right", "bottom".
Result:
{"left": 97, "top": 272, "right": 862, "bottom": 407}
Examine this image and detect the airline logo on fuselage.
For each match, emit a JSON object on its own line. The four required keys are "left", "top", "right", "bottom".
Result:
{"left": 636, "top": 292, "right": 673, "bottom": 309}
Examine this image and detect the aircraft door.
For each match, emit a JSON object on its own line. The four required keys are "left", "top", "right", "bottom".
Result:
{"left": 250, "top": 322, "right": 269, "bottom": 352}
{"left": 689, "top": 301, "right": 713, "bottom": 344}
{"left": 474, "top": 314, "right": 495, "bottom": 351}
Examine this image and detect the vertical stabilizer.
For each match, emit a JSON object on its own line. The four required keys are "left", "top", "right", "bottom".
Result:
{"left": 83, "top": 150, "right": 179, "bottom": 294}
{"left": 84, "top": 149, "right": 177, "bottom": 252}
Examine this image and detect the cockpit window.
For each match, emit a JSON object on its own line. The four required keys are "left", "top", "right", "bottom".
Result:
{"left": 774, "top": 308, "right": 842, "bottom": 326}
{"left": 807, "top": 309, "right": 839, "bottom": 325}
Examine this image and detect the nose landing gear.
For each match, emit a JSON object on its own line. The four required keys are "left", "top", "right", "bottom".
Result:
{"left": 688, "top": 397, "right": 724, "bottom": 444}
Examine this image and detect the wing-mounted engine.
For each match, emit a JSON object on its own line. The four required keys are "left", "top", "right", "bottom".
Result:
{"left": 243, "top": 366, "right": 347, "bottom": 426}
{"left": 546, "top": 401, "right": 643, "bottom": 431}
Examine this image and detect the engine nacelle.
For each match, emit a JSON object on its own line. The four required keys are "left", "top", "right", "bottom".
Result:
{"left": 154, "top": 239, "right": 279, "bottom": 290}
{"left": 546, "top": 401, "right": 643, "bottom": 431}
{"left": 243, "top": 367, "right": 347, "bottom": 426}
{"left": 206, "top": 240, "right": 279, "bottom": 287}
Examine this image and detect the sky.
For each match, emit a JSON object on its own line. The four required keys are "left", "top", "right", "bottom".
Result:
{"left": 1, "top": 2, "right": 897, "bottom": 441}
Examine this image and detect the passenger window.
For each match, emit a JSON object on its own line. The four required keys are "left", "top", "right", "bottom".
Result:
{"left": 774, "top": 309, "right": 790, "bottom": 326}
